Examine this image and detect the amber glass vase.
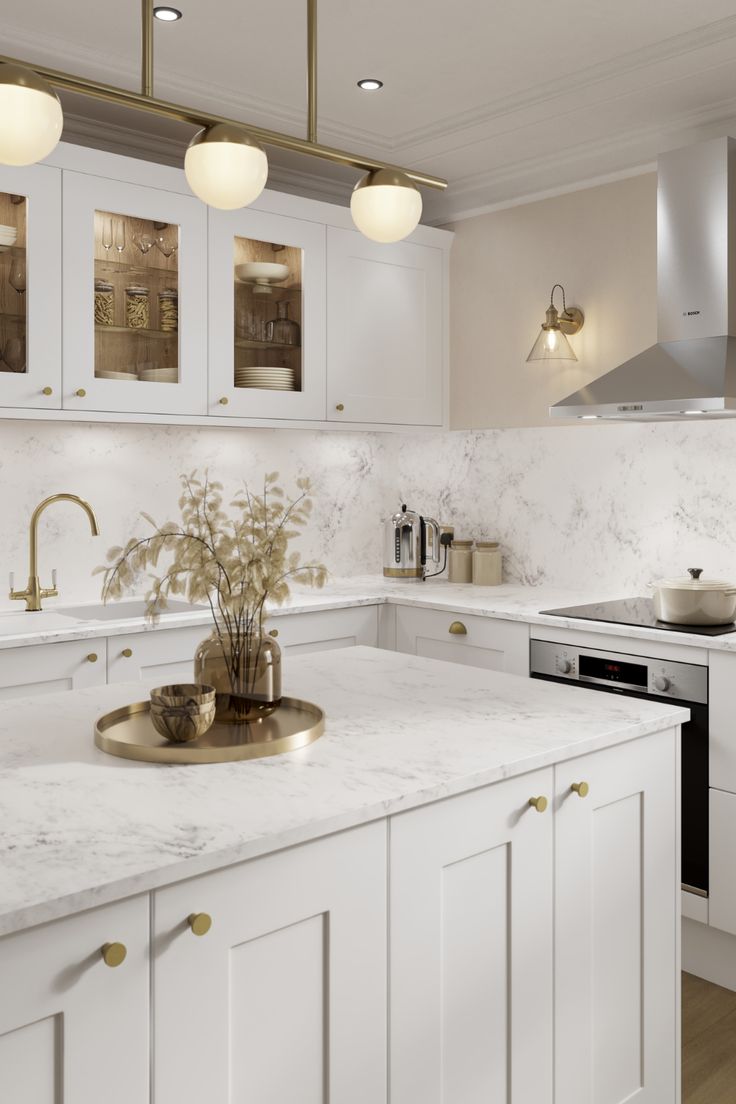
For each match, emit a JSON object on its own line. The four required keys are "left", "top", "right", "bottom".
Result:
{"left": 194, "top": 631, "right": 282, "bottom": 723}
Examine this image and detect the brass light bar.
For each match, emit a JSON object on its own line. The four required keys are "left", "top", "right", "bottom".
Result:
{"left": 0, "top": 0, "right": 448, "bottom": 192}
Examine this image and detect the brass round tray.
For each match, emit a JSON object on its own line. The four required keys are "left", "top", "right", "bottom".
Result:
{"left": 94, "top": 697, "right": 325, "bottom": 764}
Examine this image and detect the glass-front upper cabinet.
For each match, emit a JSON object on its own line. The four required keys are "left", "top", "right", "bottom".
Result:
{"left": 63, "top": 172, "right": 206, "bottom": 415}
{"left": 209, "top": 207, "right": 326, "bottom": 420}
{"left": 0, "top": 163, "right": 61, "bottom": 409}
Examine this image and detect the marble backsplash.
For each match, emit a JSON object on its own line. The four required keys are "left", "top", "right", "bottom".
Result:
{"left": 1, "top": 417, "right": 736, "bottom": 611}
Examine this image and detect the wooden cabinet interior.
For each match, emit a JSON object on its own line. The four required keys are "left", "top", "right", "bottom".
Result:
{"left": 0, "top": 192, "right": 27, "bottom": 376}
{"left": 233, "top": 235, "right": 303, "bottom": 394}
{"left": 93, "top": 209, "right": 179, "bottom": 383}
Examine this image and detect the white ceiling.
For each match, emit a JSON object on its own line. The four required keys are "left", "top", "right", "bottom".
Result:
{"left": 5, "top": 0, "right": 736, "bottom": 222}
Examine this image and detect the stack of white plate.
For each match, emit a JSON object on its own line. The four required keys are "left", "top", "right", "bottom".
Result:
{"left": 0, "top": 224, "right": 18, "bottom": 251}
{"left": 97, "top": 369, "right": 138, "bottom": 381}
{"left": 139, "top": 366, "right": 177, "bottom": 383}
{"left": 235, "top": 366, "right": 296, "bottom": 391}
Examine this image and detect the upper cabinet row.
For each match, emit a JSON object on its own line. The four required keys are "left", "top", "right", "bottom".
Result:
{"left": 0, "top": 153, "right": 449, "bottom": 427}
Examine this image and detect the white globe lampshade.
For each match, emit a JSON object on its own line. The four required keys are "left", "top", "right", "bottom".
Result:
{"left": 0, "top": 64, "right": 63, "bottom": 166}
{"left": 350, "top": 169, "right": 422, "bottom": 243}
{"left": 185, "top": 124, "right": 268, "bottom": 210}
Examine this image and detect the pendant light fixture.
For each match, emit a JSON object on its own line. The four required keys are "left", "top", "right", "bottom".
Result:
{"left": 0, "top": 62, "right": 63, "bottom": 166}
{"left": 526, "top": 284, "right": 584, "bottom": 362}
{"left": 185, "top": 123, "right": 268, "bottom": 210}
{"left": 350, "top": 169, "right": 422, "bottom": 243}
{"left": 0, "top": 0, "right": 446, "bottom": 240}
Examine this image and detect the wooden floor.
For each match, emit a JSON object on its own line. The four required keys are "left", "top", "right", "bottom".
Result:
{"left": 683, "top": 971, "right": 736, "bottom": 1103}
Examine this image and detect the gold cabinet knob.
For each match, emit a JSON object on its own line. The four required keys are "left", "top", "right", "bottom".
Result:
{"left": 86, "top": 653, "right": 98, "bottom": 663}
{"left": 335, "top": 403, "right": 344, "bottom": 412}
{"left": 101, "top": 942, "right": 127, "bottom": 968}
{"left": 268, "top": 627, "right": 279, "bottom": 638}
{"left": 75, "top": 388, "right": 86, "bottom": 398}
{"left": 219, "top": 396, "right": 229, "bottom": 405}
{"left": 528, "top": 795, "right": 548, "bottom": 813}
{"left": 42, "top": 386, "right": 53, "bottom": 396}
{"left": 121, "top": 647, "right": 133, "bottom": 658}
{"left": 188, "top": 912, "right": 212, "bottom": 937}
{"left": 449, "top": 621, "right": 467, "bottom": 635}
{"left": 571, "top": 781, "right": 590, "bottom": 798}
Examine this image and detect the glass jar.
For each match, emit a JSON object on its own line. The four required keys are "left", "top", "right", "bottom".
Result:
{"left": 158, "top": 287, "right": 178, "bottom": 333}
{"left": 125, "top": 285, "right": 150, "bottom": 329}
{"left": 448, "top": 540, "right": 473, "bottom": 584}
{"left": 266, "top": 300, "right": 301, "bottom": 346}
{"left": 194, "top": 630, "right": 282, "bottom": 724}
{"left": 473, "top": 541, "right": 502, "bottom": 586}
{"left": 94, "top": 279, "right": 114, "bottom": 327}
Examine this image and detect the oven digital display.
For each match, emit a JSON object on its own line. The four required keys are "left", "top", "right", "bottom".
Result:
{"left": 579, "top": 654, "right": 647, "bottom": 687}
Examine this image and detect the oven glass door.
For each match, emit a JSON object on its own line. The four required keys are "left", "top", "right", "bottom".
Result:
{"left": 531, "top": 673, "right": 708, "bottom": 895}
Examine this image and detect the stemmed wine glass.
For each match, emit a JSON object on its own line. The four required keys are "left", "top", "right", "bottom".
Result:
{"left": 155, "top": 224, "right": 178, "bottom": 259}
{"left": 133, "top": 231, "right": 154, "bottom": 255}
{"left": 101, "top": 217, "right": 113, "bottom": 255}
{"left": 9, "top": 257, "right": 26, "bottom": 297}
{"left": 3, "top": 336, "right": 26, "bottom": 373}
{"left": 114, "top": 219, "right": 126, "bottom": 257}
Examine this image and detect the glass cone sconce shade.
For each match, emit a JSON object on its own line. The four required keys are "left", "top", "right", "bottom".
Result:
{"left": 0, "top": 63, "right": 63, "bottom": 166}
{"left": 526, "top": 284, "right": 584, "bottom": 362}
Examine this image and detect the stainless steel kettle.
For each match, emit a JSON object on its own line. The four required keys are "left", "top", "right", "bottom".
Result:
{"left": 384, "top": 504, "right": 441, "bottom": 580}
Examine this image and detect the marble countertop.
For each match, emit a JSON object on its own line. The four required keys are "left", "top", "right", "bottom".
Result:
{"left": 0, "top": 646, "right": 687, "bottom": 937}
{"left": 1, "top": 575, "right": 735, "bottom": 652}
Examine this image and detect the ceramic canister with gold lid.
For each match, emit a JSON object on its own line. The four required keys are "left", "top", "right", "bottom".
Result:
{"left": 448, "top": 539, "right": 474, "bottom": 584}
{"left": 473, "top": 541, "right": 502, "bottom": 585}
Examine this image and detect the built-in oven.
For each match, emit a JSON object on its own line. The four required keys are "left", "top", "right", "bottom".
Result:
{"left": 530, "top": 639, "right": 709, "bottom": 898}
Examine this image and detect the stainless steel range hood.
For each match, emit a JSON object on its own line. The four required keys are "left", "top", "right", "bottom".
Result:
{"left": 551, "top": 137, "right": 736, "bottom": 420}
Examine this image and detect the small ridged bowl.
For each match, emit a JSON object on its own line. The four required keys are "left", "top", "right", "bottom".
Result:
{"left": 149, "top": 684, "right": 217, "bottom": 744}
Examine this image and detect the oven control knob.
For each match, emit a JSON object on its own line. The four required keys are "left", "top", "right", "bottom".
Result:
{"left": 654, "top": 675, "right": 671, "bottom": 693}
{"left": 558, "top": 659, "right": 572, "bottom": 674}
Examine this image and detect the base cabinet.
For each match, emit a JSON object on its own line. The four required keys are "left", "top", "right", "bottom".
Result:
{"left": 555, "top": 729, "right": 679, "bottom": 1104}
{"left": 395, "top": 605, "right": 529, "bottom": 675}
{"left": 0, "top": 896, "right": 149, "bottom": 1104}
{"left": 152, "top": 822, "right": 387, "bottom": 1104}
{"left": 0, "top": 639, "right": 106, "bottom": 700}
{"left": 390, "top": 767, "right": 554, "bottom": 1104}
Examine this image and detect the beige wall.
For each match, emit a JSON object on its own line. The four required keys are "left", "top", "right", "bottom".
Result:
{"left": 447, "top": 173, "right": 657, "bottom": 428}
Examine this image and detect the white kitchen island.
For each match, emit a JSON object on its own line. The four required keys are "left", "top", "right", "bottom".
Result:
{"left": 0, "top": 647, "right": 686, "bottom": 1104}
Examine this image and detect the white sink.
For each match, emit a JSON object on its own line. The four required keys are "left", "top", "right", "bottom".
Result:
{"left": 56, "top": 599, "right": 208, "bottom": 622}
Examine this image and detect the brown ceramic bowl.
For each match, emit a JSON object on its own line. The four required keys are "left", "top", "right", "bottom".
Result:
{"left": 150, "top": 683, "right": 216, "bottom": 708}
{"left": 150, "top": 699, "right": 216, "bottom": 743}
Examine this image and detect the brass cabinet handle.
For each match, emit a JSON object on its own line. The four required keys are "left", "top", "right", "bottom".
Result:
{"left": 121, "top": 647, "right": 133, "bottom": 658}
{"left": 188, "top": 912, "right": 212, "bottom": 937}
{"left": 42, "top": 386, "right": 53, "bottom": 396}
{"left": 219, "top": 396, "right": 229, "bottom": 405}
{"left": 449, "top": 621, "right": 467, "bottom": 635}
{"left": 75, "top": 388, "right": 86, "bottom": 398}
{"left": 571, "top": 781, "right": 590, "bottom": 798}
{"left": 101, "top": 942, "right": 127, "bottom": 968}
{"left": 335, "top": 403, "right": 344, "bottom": 412}
{"left": 268, "top": 627, "right": 279, "bottom": 638}
{"left": 528, "top": 795, "right": 548, "bottom": 813}
{"left": 86, "top": 653, "right": 98, "bottom": 663}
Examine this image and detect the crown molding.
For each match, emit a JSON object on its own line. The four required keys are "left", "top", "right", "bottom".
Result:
{"left": 394, "top": 13, "right": 736, "bottom": 153}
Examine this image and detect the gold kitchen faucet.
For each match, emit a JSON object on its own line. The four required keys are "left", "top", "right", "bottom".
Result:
{"left": 9, "top": 494, "right": 100, "bottom": 611}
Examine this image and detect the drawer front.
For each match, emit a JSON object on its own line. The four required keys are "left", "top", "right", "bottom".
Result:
{"left": 395, "top": 606, "right": 529, "bottom": 676}
{"left": 265, "top": 605, "right": 379, "bottom": 654}
{"left": 106, "top": 626, "right": 206, "bottom": 684}
{"left": 0, "top": 639, "right": 107, "bottom": 699}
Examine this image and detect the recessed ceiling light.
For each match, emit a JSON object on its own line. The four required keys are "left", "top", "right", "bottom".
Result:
{"left": 357, "top": 78, "right": 383, "bottom": 91}
{"left": 154, "top": 6, "right": 182, "bottom": 21}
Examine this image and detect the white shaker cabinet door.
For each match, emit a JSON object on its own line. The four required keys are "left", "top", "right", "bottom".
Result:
{"left": 0, "top": 896, "right": 149, "bottom": 1104}
{"left": 395, "top": 604, "right": 530, "bottom": 675}
{"left": 106, "top": 625, "right": 206, "bottom": 684}
{"left": 327, "top": 228, "right": 444, "bottom": 426}
{"left": 153, "top": 821, "right": 387, "bottom": 1104}
{"left": 555, "top": 728, "right": 680, "bottom": 1104}
{"left": 0, "top": 639, "right": 106, "bottom": 700}
{"left": 390, "top": 768, "right": 554, "bottom": 1104}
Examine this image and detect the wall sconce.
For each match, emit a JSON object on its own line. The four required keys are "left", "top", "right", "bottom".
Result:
{"left": 526, "top": 283, "right": 584, "bottom": 362}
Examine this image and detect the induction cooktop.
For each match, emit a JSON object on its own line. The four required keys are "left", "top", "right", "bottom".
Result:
{"left": 540, "top": 597, "right": 736, "bottom": 637}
